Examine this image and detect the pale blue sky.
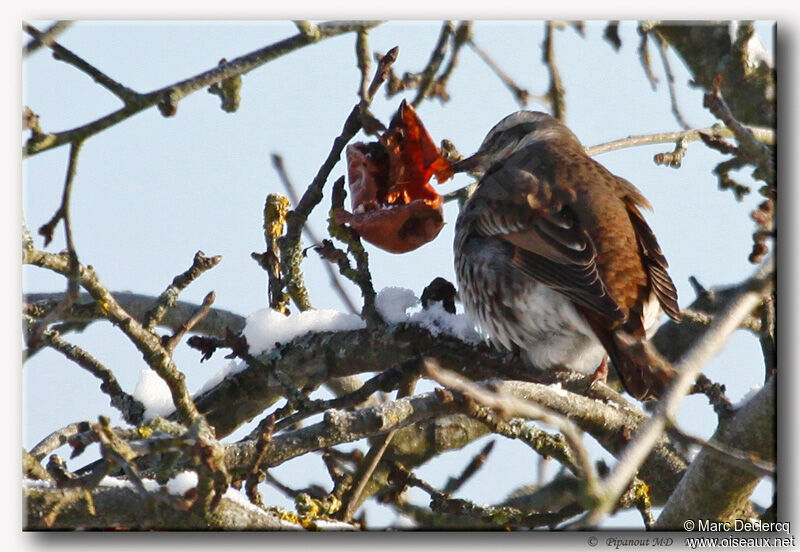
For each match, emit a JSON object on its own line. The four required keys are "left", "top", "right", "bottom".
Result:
{"left": 22, "top": 20, "right": 775, "bottom": 528}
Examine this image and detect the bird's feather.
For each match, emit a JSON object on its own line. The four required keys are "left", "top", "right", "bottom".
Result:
{"left": 466, "top": 164, "right": 625, "bottom": 322}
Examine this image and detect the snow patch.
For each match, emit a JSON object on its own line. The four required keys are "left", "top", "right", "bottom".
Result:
{"left": 166, "top": 470, "right": 199, "bottom": 495}
{"left": 375, "top": 286, "right": 419, "bottom": 322}
{"left": 243, "top": 308, "right": 366, "bottom": 355}
{"left": 195, "top": 291, "right": 482, "bottom": 397}
{"left": 133, "top": 369, "right": 176, "bottom": 421}
{"left": 375, "top": 286, "right": 482, "bottom": 343}
{"left": 194, "top": 359, "right": 241, "bottom": 397}
{"left": 734, "top": 383, "right": 764, "bottom": 408}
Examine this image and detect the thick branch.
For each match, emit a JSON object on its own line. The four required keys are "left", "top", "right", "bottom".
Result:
{"left": 24, "top": 291, "right": 245, "bottom": 338}
{"left": 654, "top": 22, "right": 775, "bottom": 127}
{"left": 23, "top": 482, "right": 302, "bottom": 530}
{"left": 656, "top": 376, "right": 776, "bottom": 527}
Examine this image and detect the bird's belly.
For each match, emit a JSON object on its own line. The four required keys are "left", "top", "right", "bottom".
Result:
{"left": 459, "top": 268, "right": 606, "bottom": 373}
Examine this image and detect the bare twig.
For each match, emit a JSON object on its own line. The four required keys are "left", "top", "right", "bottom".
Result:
{"left": 389, "top": 462, "right": 584, "bottom": 529}
{"left": 23, "top": 20, "right": 73, "bottom": 57}
{"left": 429, "top": 21, "right": 472, "bottom": 103}
{"left": 24, "top": 246, "right": 203, "bottom": 425}
{"left": 586, "top": 124, "right": 774, "bottom": 157}
{"left": 263, "top": 361, "right": 415, "bottom": 436}
{"left": 442, "top": 440, "right": 495, "bottom": 495}
{"left": 23, "top": 316, "right": 145, "bottom": 425}
{"left": 543, "top": 21, "right": 566, "bottom": 121}
{"left": 29, "top": 140, "right": 85, "bottom": 346}
{"left": 463, "top": 402, "right": 581, "bottom": 477}
{"left": 24, "top": 21, "right": 381, "bottom": 157}
{"left": 654, "top": 32, "right": 691, "bottom": 129}
{"left": 703, "top": 82, "right": 776, "bottom": 187}
{"left": 341, "top": 371, "right": 419, "bottom": 521}
{"left": 367, "top": 46, "right": 399, "bottom": 102}
{"left": 637, "top": 23, "right": 659, "bottom": 91}
{"left": 328, "top": 177, "right": 380, "bottom": 325}
{"left": 143, "top": 251, "right": 222, "bottom": 331}
{"left": 665, "top": 424, "right": 775, "bottom": 479}
{"left": 251, "top": 194, "right": 292, "bottom": 313}
{"left": 410, "top": 21, "right": 454, "bottom": 107}
{"left": 23, "top": 23, "right": 138, "bottom": 103}
{"left": 423, "top": 360, "right": 598, "bottom": 494}
{"left": 30, "top": 422, "right": 91, "bottom": 461}
{"left": 164, "top": 291, "right": 216, "bottom": 353}
{"left": 468, "top": 39, "right": 541, "bottom": 107}
{"left": 271, "top": 154, "right": 358, "bottom": 314}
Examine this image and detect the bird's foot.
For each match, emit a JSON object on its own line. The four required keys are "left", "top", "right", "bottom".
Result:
{"left": 589, "top": 357, "right": 609, "bottom": 389}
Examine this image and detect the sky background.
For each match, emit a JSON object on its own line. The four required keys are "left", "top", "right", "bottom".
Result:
{"left": 21, "top": 19, "right": 775, "bottom": 529}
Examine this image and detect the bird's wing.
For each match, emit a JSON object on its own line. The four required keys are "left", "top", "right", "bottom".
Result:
{"left": 624, "top": 199, "right": 681, "bottom": 321}
{"left": 468, "top": 164, "right": 625, "bottom": 322}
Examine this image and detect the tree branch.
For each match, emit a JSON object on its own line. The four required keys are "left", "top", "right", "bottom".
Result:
{"left": 24, "top": 21, "right": 381, "bottom": 157}
{"left": 581, "top": 257, "right": 774, "bottom": 526}
{"left": 656, "top": 375, "right": 776, "bottom": 528}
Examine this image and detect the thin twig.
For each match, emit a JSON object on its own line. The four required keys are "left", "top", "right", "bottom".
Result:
{"left": 24, "top": 21, "right": 381, "bottom": 157}
{"left": 271, "top": 154, "right": 358, "bottom": 314}
{"left": 703, "top": 83, "right": 775, "bottom": 187}
{"left": 24, "top": 291, "right": 245, "bottom": 339}
{"left": 23, "top": 23, "right": 139, "bottom": 103}
{"left": 23, "top": 20, "right": 73, "bottom": 57}
{"left": 665, "top": 424, "right": 775, "bottom": 479}
{"left": 654, "top": 32, "right": 691, "bottom": 129}
{"left": 442, "top": 440, "right": 495, "bottom": 495}
{"left": 164, "top": 291, "right": 216, "bottom": 353}
{"left": 23, "top": 315, "right": 146, "bottom": 425}
{"left": 263, "top": 361, "right": 414, "bottom": 436}
{"left": 411, "top": 21, "right": 454, "bottom": 107}
{"left": 468, "top": 39, "right": 540, "bottom": 107}
{"left": 342, "top": 430, "right": 396, "bottom": 522}
{"left": 142, "top": 251, "right": 222, "bottom": 331}
{"left": 585, "top": 124, "right": 774, "bottom": 157}
{"left": 341, "top": 371, "right": 419, "bottom": 521}
{"left": 389, "top": 462, "right": 584, "bottom": 529}
{"left": 423, "top": 360, "right": 598, "bottom": 493}
{"left": 463, "top": 403, "right": 581, "bottom": 477}
{"left": 328, "top": 177, "right": 381, "bottom": 325}
{"left": 367, "top": 46, "right": 399, "bottom": 102}
{"left": 252, "top": 194, "right": 291, "bottom": 313}
{"left": 24, "top": 246, "right": 203, "bottom": 425}
{"left": 637, "top": 23, "right": 659, "bottom": 91}
{"left": 355, "top": 29, "right": 371, "bottom": 102}
{"left": 29, "top": 140, "right": 85, "bottom": 346}
{"left": 428, "top": 21, "right": 472, "bottom": 102}
{"left": 30, "top": 422, "right": 91, "bottom": 461}
{"left": 543, "top": 21, "right": 566, "bottom": 121}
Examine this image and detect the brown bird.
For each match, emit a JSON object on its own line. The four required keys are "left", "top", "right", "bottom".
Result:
{"left": 453, "top": 112, "right": 681, "bottom": 401}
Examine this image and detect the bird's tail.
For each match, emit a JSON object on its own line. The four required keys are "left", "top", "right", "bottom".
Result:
{"left": 604, "top": 331, "right": 676, "bottom": 401}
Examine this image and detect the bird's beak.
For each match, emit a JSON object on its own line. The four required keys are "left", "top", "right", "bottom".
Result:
{"left": 450, "top": 151, "right": 489, "bottom": 175}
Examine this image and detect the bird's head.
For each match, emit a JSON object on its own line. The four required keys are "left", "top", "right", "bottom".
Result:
{"left": 451, "top": 111, "right": 582, "bottom": 175}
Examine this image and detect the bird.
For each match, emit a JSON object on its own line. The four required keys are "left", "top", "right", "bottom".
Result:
{"left": 452, "top": 111, "right": 681, "bottom": 401}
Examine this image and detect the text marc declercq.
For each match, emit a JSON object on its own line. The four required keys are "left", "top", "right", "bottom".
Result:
{"left": 695, "top": 520, "right": 790, "bottom": 533}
